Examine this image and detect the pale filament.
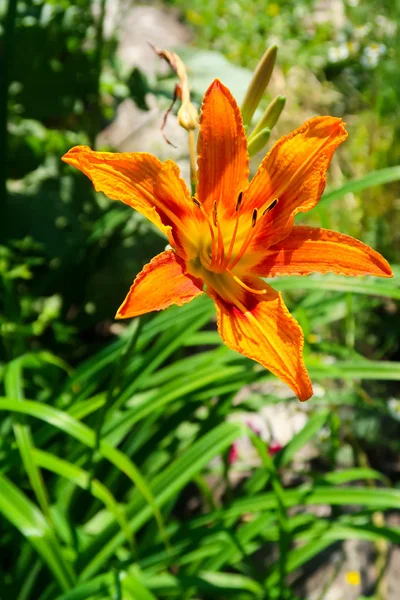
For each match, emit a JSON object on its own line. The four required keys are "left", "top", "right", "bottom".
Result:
{"left": 226, "top": 269, "right": 267, "bottom": 295}
{"left": 222, "top": 211, "right": 240, "bottom": 270}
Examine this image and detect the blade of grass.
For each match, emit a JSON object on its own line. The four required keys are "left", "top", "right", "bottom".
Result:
{"left": 80, "top": 422, "right": 245, "bottom": 579}
{"left": 250, "top": 431, "right": 290, "bottom": 598}
{"left": 275, "top": 408, "right": 330, "bottom": 468}
{"left": 0, "top": 398, "right": 168, "bottom": 551}
{"left": 32, "top": 448, "right": 135, "bottom": 555}
{"left": 320, "top": 166, "right": 400, "bottom": 206}
{"left": 270, "top": 271, "right": 400, "bottom": 299}
{"left": 4, "top": 357, "right": 52, "bottom": 521}
{"left": 307, "top": 360, "right": 400, "bottom": 381}
{"left": 0, "top": 472, "right": 76, "bottom": 591}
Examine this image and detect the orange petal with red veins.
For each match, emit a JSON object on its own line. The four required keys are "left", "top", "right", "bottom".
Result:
{"left": 116, "top": 250, "right": 204, "bottom": 319}
{"left": 62, "top": 147, "right": 201, "bottom": 259}
{"left": 249, "top": 226, "right": 394, "bottom": 278}
{"left": 244, "top": 116, "right": 348, "bottom": 250}
{"left": 208, "top": 279, "right": 313, "bottom": 401}
{"left": 196, "top": 79, "right": 249, "bottom": 218}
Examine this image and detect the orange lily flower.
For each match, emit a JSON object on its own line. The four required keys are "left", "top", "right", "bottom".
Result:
{"left": 62, "top": 80, "right": 392, "bottom": 401}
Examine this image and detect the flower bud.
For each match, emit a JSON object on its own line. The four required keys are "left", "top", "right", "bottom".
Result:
{"left": 241, "top": 45, "right": 278, "bottom": 127}
{"left": 249, "top": 95, "right": 286, "bottom": 140}
{"left": 247, "top": 127, "right": 271, "bottom": 156}
{"left": 177, "top": 101, "right": 198, "bottom": 131}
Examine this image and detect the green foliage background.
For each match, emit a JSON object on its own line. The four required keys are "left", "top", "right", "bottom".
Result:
{"left": 1, "top": 0, "right": 400, "bottom": 598}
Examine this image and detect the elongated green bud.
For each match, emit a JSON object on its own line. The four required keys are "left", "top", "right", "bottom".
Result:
{"left": 241, "top": 45, "right": 278, "bottom": 127}
{"left": 249, "top": 95, "right": 286, "bottom": 140}
{"left": 247, "top": 128, "right": 271, "bottom": 156}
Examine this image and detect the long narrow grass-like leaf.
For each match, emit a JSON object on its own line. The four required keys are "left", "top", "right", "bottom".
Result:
{"left": 0, "top": 398, "right": 167, "bottom": 549}
{"left": 140, "top": 570, "right": 263, "bottom": 597}
{"left": 80, "top": 422, "right": 245, "bottom": 579}
{"left": 270, "top": 271, "right": 400, "bottom": 299}
{"left": 320, "top": 166, "right": 400, "bottom": 206}
{"left": 56, "top": 573, "right": 113, "bottom": 600}
{"left": 32, "top": 449, "right": 134, "bottom": 553}
{"left": 222, "top": 486, "right": 400, "bottom": 518}
{"left": 266, "top": 517, "right": 400, "bottom": 587}
{"left": 5, "top": 358, "right": 52, "bottom": 521}
{"left": 121, "top": 568, "right": 158, "bottom": 600}
{"left": 275, "top": 409, "right": 330, "bottom": 468}
{"left": 307, "top": 360, "right": 400, "bottom": 381}
{"left": 0, "top": 473, "right": 76, "bottom": 591}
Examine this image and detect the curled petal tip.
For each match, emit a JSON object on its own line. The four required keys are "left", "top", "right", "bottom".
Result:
{"left": 61, "top": 145, "right": 90, "bottom": 166}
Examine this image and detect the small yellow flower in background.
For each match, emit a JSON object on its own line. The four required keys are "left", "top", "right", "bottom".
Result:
{"left": 345, "top": 570, "right": 361, "bottom": 586}
{"left": 62, "top": 71, "right": 392, "bottom": 401}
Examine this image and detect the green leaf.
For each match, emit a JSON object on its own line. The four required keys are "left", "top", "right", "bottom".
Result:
{"left": 4, "top": 357, "right": 52, "bottom": 521}
{"left": 223, "top": 486, "right": 400, "bottom": 519}
{"left": 307, "top": 360, "right": 400, "bottom": 381}
{"left": 0, "top": 398, "right": 167, "bottom": 550}
{"left": 275, "top": 409, "right": 330, "bottom": 468}
{"left": 320, "top": 166, "right": 400, "bottom": 207}
{"left": 0, "top": 473, "right": 76, "bottom": 591}
{"left": 80, "top": 422, "right": 245, "bottom": 579}
{"left": 316, "top": 468, "right": 388, "bottom": 486}
{"left": 270, "top": 271, "right": 400, "bottom": 299}
{"left": 122, "top": 568, "right": 162, "bottom": 600}
{"left": 32, "top": 449, "right": 134, "bottom": 553}
{"left": 56, "top": 573, "right": 113, "bottom": 600}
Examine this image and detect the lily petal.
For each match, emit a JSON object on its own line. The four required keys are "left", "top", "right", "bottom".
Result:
{"left": 196, "top": 79, "right": 249, "bottom": 218}
{"left": 208, "top": 279, "right": 313, "bottom": 401}
{"left": 62, "top": 147, "right": 202, "bottom": 259}
{"left": 116, "top": 250, "right": 204, "bottom": 319}
{"left": 244, "top": 116, "right": 347, "bottom": 250}
{"left": 249, "top": 226, "right": 394, "bottom": 278}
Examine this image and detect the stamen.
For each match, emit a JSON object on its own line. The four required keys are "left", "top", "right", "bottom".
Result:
{"left": 216, "top": 218, "right": 225, "bottom": 268}
{"left": 205, "top": 219, "right": 217, "bottom": 269}
{"left": 192, "top": 196, "right": 201, "bottom": 208}
{"left": 228, "top": 197, "right": 279, "bottom": 270}
{"left": 227, "top": 270, "right": 267, "bottom": 295}
{"left": 235, "top": 191, "right": 243, "bottom": 211}
{"left": 227, "top": 212, "right": 258, "bottom": 270}
{"left": 262, "top": 197, "right": 279, "bottom": 215}
{"left": 223, "top": 211, "right": 240, "bottom": 270}
{"left": 212, "top": 200, "right": 218, "bottom": 227}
